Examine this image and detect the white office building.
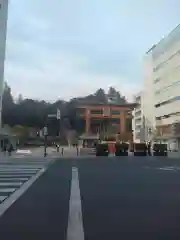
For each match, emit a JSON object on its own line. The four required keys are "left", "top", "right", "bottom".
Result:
{"left": 142, "top": 48, "right": 156, "bottom": 142}
{"left": 144, "top": 24, "right": 180, "bottom": 148}
{"left": 132, "top": 92, "right": 144, "bottom": 142}
{"left": 0, "top": 0, "right": 9, "bottom": 128}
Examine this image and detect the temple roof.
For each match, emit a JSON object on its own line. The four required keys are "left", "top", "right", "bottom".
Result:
{"left": 76, "top": 102, "right": 137, "bottom": 109}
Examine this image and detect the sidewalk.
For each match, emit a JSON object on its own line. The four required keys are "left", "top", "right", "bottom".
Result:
{"left": 168, "top": 151, "right": 180, "bottom": 158}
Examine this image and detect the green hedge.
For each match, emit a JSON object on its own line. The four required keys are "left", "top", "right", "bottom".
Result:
{"left": 96, "top": 143, "right": 109, "bottom": 156}
{"left": 115, "top": 143, "right": 129, "bottom": 156}
{"left": 153, "top": 144, "right": 167, "bottom": 152}
{"left": 133, "top": 143, "right": 147, "bottom": 152}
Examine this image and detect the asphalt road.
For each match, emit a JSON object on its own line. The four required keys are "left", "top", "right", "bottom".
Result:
{"left": 0, "top": 157, "right": 180, "bottom": 239}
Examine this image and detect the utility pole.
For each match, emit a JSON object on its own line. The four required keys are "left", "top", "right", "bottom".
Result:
{"left": 43, "top": 126, "right": 48, "bottom": 157}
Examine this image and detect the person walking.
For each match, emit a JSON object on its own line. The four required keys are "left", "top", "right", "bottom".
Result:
{"left": 3, "top": 144, "right": 7, "bottom": 156}
{"left": 147, "top": 141, "right": 152, "bottom": 156}
{"left": 8, "top": 143, "right": 13, "bottom": 156}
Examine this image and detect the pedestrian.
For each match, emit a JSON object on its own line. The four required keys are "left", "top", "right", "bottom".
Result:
{"left": 147, "top": 141, "right": 151, "bottom": 156}
{"left": 61, "top": 147, "right": 64, "bottom": 156}
{"left": 3, "top": 144, "right": 7, "bottom": 155}
{"left": 8, "top": 143, "right": 13, "bottom": 156}
{"left": 76, "top": 145, "right": 79, "bottom": 156}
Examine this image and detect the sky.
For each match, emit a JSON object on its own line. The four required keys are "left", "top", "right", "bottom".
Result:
{"left": 4, "top": 0, "right": 180, "bottom": 102}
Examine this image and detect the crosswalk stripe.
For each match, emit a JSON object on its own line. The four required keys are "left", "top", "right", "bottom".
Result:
{"left": 0, "top": 182, "right": 22, "bottom": 187}
{"left": 0, "top": 169, "right": 38, "bottom": 171}
{"left": 0, "top": 196, "right": 7, "bottom": 202}
{"left": 0, "top": 178, "right": 28, "bottom": 181}
{"left": 0, "top": 188, "right": 16, "bottom": 193}
{"left": 0, "top": 174, "right": 33, "bottom": 177}
{"left": 0, "top": 171, "right": 38, "bottom": 174}
{"left": 0, "top": 166, "right": 42, "bottom": 169}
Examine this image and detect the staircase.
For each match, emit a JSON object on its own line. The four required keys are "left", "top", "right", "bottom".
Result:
{"left": 79, "top": 147, "right": 96, "bottom": 156}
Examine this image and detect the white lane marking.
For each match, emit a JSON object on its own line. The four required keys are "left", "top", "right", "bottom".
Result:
{"left": 67, "top": 167, "right": 84, "bottom": 240}
{"left": 16, "top": 150, "right": 32, "bottom": 154}
{"left": 157, "top": 166, "right": 178, "bottom": 171}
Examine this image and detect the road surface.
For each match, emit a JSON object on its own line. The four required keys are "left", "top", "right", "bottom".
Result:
{"left": 0, "top": 156, "right": 180, "bottom": 239}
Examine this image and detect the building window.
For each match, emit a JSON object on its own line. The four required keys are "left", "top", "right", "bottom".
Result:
{"left": 103, "top": 107, "right": 110, "bottom": 116}
{"left": 156, "top": 116, "right": 161, "bottom": 120}
{"left": 155, "top": 96, "right": 180, "bottom": 108}
{"left": 154, "top": 77, "right": 161, "bottom": 84}
{"left": 155, "top": 81, "right": 180, "bottom": 94}
{"left": 111, "top": 110, "right": 120, "bottom": 115}
{"left": 90, "top": 109, "right": 103, "bottom": 114}
{"left": 156, "top": 111, "right": 180, "bottom": 120}
{"left": 153, "top": 49, "right": 180, "bottom": 71}
{"left": 155, "top": 90, "right": 161, "bottom": 95}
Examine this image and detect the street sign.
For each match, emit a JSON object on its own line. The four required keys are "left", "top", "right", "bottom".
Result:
{"left": 47, "top": 114, "right": 56, "bottom": 118}
{"left": 57, "top": 108, "right": 61, "bottom": 119}
{"left": 43, "top": 126, "right": 48, "bottom": 136}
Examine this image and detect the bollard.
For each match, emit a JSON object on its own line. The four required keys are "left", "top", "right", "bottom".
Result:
{"left": 76, "top": 147, "right": 79, "bottom": 156}
{"left": 57, "top": 146, "right": 59, "bottom": 153}
{"left": 61, "top": 147, "right": 64, "bottom": 156}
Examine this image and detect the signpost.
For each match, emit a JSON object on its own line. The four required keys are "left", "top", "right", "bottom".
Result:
{"left": 43, "top": 126, "right": 48, "bottom": 157}
{"left": 56, "top": 108, "right": 61, "bottom": 136}
{"left": 57, "top": 108, "right": 61, "bottom": 120}
{"left": 44, "top": 108, "right": 61, "bottom": 157}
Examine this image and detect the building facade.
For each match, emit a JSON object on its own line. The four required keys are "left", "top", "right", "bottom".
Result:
{"left": 144, "top": 24, "right": 180, "bottom": 148}
{"left": 76, "top": 103, "right": 136, "bottom": 142}
{"left": 0, "top": 0, "right": 9, "bottom": 129}
{"left": 142, "top": 48, "right": 156, "bottom": 142}
{"left": 132, "top": 92, "right": 144, "bottom": 142}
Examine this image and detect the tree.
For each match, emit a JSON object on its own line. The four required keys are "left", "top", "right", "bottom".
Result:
{"left": 11, "top": 125, "right": 29, "bottom": 137}
{"left": 2, "top": 82, "right": 14, "bottom": 108}
{"left": 107, "top": 86, "right": 126, "bottom": 104}
{"left": 95, "top": 88, "right": 107, "bottom": 103}
{"left": 108, "top": 87, "right": 117, "bottom": 97}
{"left": 11, "top": 125, "right": 30, "bottom": 144}
{"left": 2, "top": 82, "right": 15, "bottom": 126}
{"left": 17, "top": 94, "right": 23, "bottom": 104}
